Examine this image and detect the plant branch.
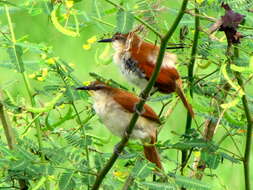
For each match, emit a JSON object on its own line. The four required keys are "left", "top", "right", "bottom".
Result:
{"left": 0, "top": 98, "right": 29, "bottom": 190}
{"left": 91, "top": 1, "right": 189, "bottom": 189}
{"left": 181, "top": 5, "right": 199, "bottom": 175}
{"left": 0, "top": 90, "right": 16, "bottom": 150}
{"left": 233, "top": 46, "right": 252, "bottom": 190}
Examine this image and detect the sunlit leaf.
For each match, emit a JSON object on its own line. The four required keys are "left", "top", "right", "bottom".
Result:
{"left": 116, "top": 9, "right": 134, "bottom": 34}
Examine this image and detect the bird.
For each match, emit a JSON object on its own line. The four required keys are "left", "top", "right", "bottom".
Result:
{"left": 98, "top": 32, "right": 194, "bottom": 117}
{"left": 76, "top": 81, "right": 163, "bottom": 169}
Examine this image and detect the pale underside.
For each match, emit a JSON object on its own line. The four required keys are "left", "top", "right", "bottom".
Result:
{"left": 92, "top": 91, "right": 158, "bottom": 142}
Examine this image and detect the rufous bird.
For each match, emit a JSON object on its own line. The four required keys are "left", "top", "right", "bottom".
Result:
{"left": 76, "top": 81, "right": 163, "bottom": 169}
{"left": 98, "top": 32, "right": 194, "bottom": 117}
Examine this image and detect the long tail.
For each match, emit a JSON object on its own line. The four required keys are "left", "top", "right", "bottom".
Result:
{"left": 175, "top": 79, "right": 194, "bottom": 118}
{"left": 143, "top": 138, "right": 163, "bottom": 169}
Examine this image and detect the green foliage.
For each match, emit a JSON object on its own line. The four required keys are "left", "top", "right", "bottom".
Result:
{"left": 174, "top": 175, "right": 211, "bottom": 190}
{"left": 0, "top": 0, "right": 252, "bottom": 190}
{"left": 59, "top": 172, "right": 76, "bottom": 190}
{"left": 140, "top": 181, "right": 176, "bottom": 190}
{"left": 116, "top": 9, "right": 135, "bottom": 34}
{"left": 6, "top": 44, "right": 24, "bottom": 73}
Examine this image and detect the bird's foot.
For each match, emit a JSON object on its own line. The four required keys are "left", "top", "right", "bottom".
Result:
{"left": 134, "top": 103, "right": 144, "bottom": 115}
{"left": 113, "top": 142, "right": 122, "bottom": 156}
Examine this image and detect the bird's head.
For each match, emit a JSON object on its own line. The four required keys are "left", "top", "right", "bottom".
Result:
{"left": 98, "top": 32, "right": 140, "bottom": 51}
{"left": 76, "top": 81, "right": 115, "bottom": 98}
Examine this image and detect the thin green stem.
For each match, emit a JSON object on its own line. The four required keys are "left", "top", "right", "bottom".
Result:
{"left": 5, "top": 5, "right": 45, "bottom": 189}
{"left": 55, "top": 63, "right": 91, "bottom": 189}
{"left": 5, "top": 5, "right": 43, "bottom": 153}
{"left": 181, "top": 5, "right": 199, "bottom": 175}
{"left": 103, "top": 0, "right": 162, "bottom": 37}
{"left": 91, "top": 1, "right": 189, "bottom": 189}
{"left": 233, "top": 46, "right": 252, "bottom": 190}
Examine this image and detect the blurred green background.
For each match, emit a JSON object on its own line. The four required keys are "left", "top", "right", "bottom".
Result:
{"left": 0, "top": 0, "right": 253, "bottom": 189}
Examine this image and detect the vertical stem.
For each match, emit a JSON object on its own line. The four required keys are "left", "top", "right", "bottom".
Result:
{"left": 5, "top": 5, "right": 43, "bottom": 153}
{"left": 0, "top": 90, "right": 28, "bottom": 190}
{"left": 5, "top": 5, "right": 45, "bottom": 189}
{"left": 233, "top": 46, "right": 252, "bottom": 190}
{"left": 0, "top": 91, "right": 16, "bottom": 150}
{"left": 181, "top": 5, "right": 200, "bottom": 174}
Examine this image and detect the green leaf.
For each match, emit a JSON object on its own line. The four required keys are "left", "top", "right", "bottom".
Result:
{"left": 93, "top": 0, "right": 102, "bottom": 18}
{"left": 10, "top": 159, "right": 29, "bottom": 171}
{"left": 175, "top": 175, "right": 211, "bottom": 190}
{"left": 141, "top": 182, "right": 176, "bottom": 190}
{"left": 219, "top": 152, "right": 240, "bottom": 164}
{"left": 223, "top": 111, "right": 245, "bottom": 128}
{"left": 171, "top": 139, "right": 216, "bottom": 151}
{"left": 116, "top": 9, "right": 134, "bottom": 34}
{"left": 89, "top": 72, "right": 128, "bottom": 90}
{"left": 59, "top": 172, "right": 76, "bottom": 190}
{"left": 31, "top": 176, "right": 47, "bottom": 190}
{"left": 131, "top": 159, "right": 154, "bottom": 179}
{"left": 201, "top": 152, "right": 221, "bottom": 169}
{"left": 26, "top": 93, "right": 63, "bottom": 113}
{"left": 6, "top": 44, "right": 24, "bottom": 72}
{"left": 230, "top": 64, "right": 253, "bottom": 73}
{"left": 16, "top": 42, "right": 47, "bottom": 53}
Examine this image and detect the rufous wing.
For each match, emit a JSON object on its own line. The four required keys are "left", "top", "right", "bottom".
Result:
{"left": 112, "top": 90, "right": 161, "bottom": 124}
{"left": 130, "top": 44, "right": 180, "bottom": 93}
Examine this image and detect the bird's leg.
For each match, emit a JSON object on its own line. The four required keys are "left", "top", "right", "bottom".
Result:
{"left": 113, "top": 142, "right": 122, "bottom": 155}
{"left": 113, "top": 138, "right": 129, "bottom": 156}
{"left": 150, "top": 88, "right": 159, "bottom": 96}
{"left": 134, "top": 103, "right": 144, "bottom": 115}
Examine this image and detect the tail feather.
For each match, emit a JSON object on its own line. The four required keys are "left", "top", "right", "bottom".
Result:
{"left": 175, "top": 79, "right": 194, "bottom": 118}
{"left": 143, "top": 138, "right": 163, "bottom": 169}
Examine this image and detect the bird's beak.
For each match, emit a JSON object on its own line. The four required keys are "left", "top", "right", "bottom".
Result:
{"left": 166, "top": 46, "right": 185, "bottom": 49}
{"left": 76, "top": 86, "right": 95, "bottom": 96}
{"left": 76, "top": 86, "right": 93, "bottom": 91}
{"left": 97, "top": 38, "right": 113, "bottom": 43}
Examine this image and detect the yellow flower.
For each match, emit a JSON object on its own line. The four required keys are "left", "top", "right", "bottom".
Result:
{"left": 40, "top": 53, "right": 47, "bottom": 59}
{"left": 219, "top": 35, "right": 226, "bottom": 42}
{"left": 58, "top": 104, "right": 65, "bottom": 109}
{"left": 46, "top": 58, "right": 56, "bottom": 65}
{"left": 28, "top": 73, "right": 36, "bottom": 79}
{"left": 82, "top": 44, "right": 91, "bottom": 50}
{"left": 196, "top": 0, "right": 204, "bottom": 4}
{"left": 83, "top": 81, "right": 91, "bottom": 86}
{"left": 37, "top": 77, "right": 45, "bottom": 81}
{"left": 133, "top": 4, "right": 139, "bottom": 9}
{"left": 62, "top": 13, "right": 69, "bottom": 20}
{"left": 238, "top": 129, "right": 247, "bottom": 133}
{"left": 65, "top": 0, "right": 74, "bottom": 8}
{"left": 87, "top": 36, "right": 97, "bottom": 44}
{"left": 42, "top": 68, "right": 48, "bottom": 77}
{"left": 69, "top": 63, "right": 76, "bottom": 67}
{"left": 194, "top": 151, "right": 201, "bottom": 158}
{"left": 113, "top": 171, "right": 128, "bottom": 178}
